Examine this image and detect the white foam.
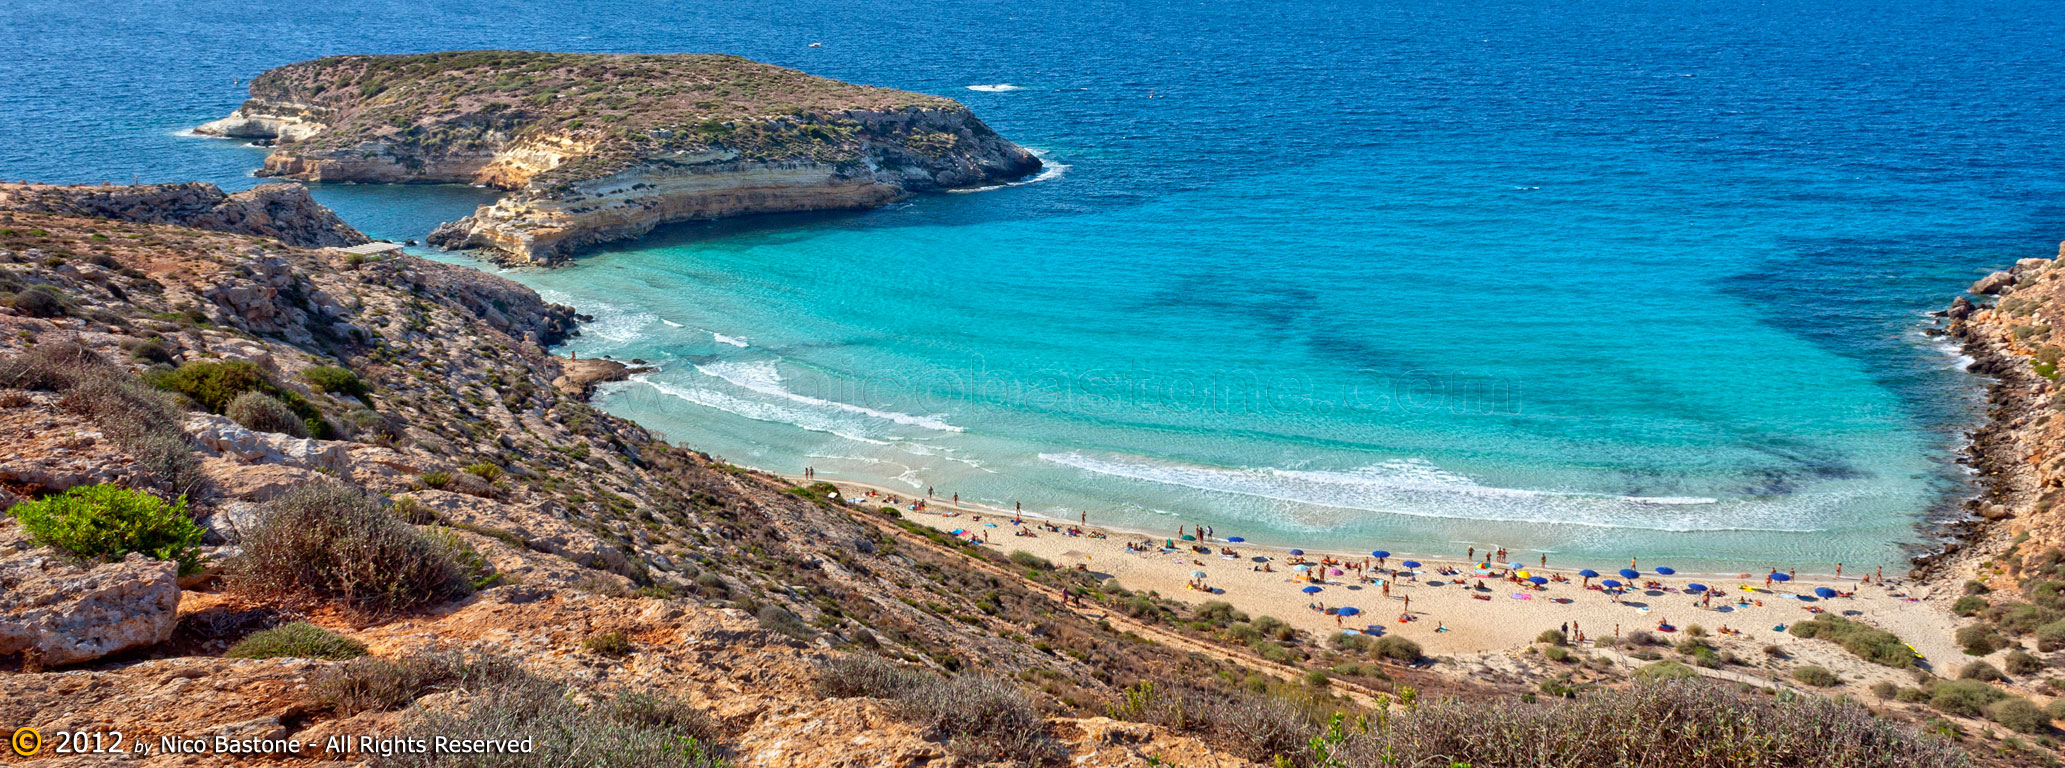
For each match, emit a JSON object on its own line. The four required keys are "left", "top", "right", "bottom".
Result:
{"left": 660, "top": 319, "right": 685, "bottom": 328}
{"left": 948, "top": 149, "right": 1069, "bottom": 194}
{"left": 637, "top": 376, "right": 889, "bottom": 445}
{"left": 1035, "top": 452, "right": 1814, "bottom": 533}
{"left": 712, "top": 332, "right": 750, "bottom": 348}
{"left": 966, "top": 84, "right": 1023, "bottom": 92}
{"left": 693, "top": 360, "right": 963, "bottom": 432}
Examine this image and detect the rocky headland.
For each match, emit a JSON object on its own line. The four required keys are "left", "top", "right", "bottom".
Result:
{"left": 0, "top": 182, "right": 367, "bottom": 249}
{"left": 199, "top": 51, "right": 1042, "bottom": 265}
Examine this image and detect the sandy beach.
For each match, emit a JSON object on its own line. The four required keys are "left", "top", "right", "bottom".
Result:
{"left": 800, "top": 474, "right": 1970, "bottom": 688}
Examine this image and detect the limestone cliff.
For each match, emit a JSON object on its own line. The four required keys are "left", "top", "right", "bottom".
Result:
{"left": 0, "top": 182, "right": 367, "bottom": 249}
{"left": 200, "top": 51, "right": 1041, "bottom": 265}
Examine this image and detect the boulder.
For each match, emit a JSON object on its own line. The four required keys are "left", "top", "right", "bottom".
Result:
{"left": 1973, "top": 270, "right": 2017, "bottom": 295}
{"left": 185, "top": 414, "right": 349, "bottom": 472}
{"left": 0, "top": 551, "right": 180, "bottom": 666}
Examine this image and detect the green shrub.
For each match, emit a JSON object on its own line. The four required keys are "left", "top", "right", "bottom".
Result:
{"left": 1928, "top": 678, "right": 2007, "bottom": 717}
{"left": 8, "top": 285, "right": 68, "bottom": 317}
{"left": 1007, "top": 550, "right": 1053, "bottom": 571}
{"left": 228, "top": 483, "right": 472, "bottom": 613}
{"left": 2046, "top": 697, "right": 2065, "bottom": 721}
{"left": 302, "top": 365, "right": 369, "bottom": 398}
{"left": 584, "top": 630, "right": 633, "bottom": 657}
{"left": 1788, "top": 615, "right": 1914, "bottom": 667}
{"left": 225, "top": 390, "right": 307, "bottom": 437}
{"left": 1959, "top": 660, "right": 2004, "bottom": 681}
{"left": 1870, "top": 681, "right": 1898, "bottom": 699}
{"left": 1373, "top": 636, "right": 1422, "bottom": 663}
{"left": 419, "top": 471, "right": 455, "bottom": 490}
{"left": 2034, "top": 619, "right": 2065, "bottom": 652}
{"left": 1635, "top": 660, "right": 1697, "bottom": 681}
{"left": 1952, "top": 595, "right": 1989, "bottom": 616}
{"left": 1955, "top": 622, "right": 2006, "bottom": 656}
{"left": 1792, "top": 666, "right": 1840, "bottom": 687}
{"left": 1990, "top": 698, "right": 2052, "bottom": 734}
{"left": 424, "top": 526, "right": 501, "bottom": 589}
{"left": 382, "top": 664, "right": 728, "bottom": 768}
{"left": 462, "top": 462, "right": 503, "bottom": 481}
{"left": 7, "top": 484, "right": 204, "bottom": 574}
{"left": 1537, "top": 629, "right": 1567, "bottom": 645}
{"left": 226, "top": 622, "right": 367, "bottom": 660}
{"left": 149, "top": 360, "right": 330, "bottom": 438}
{"left": 2006, "top": 649, "right": 2045, "bottom": 675}
{"left": 1328, "top": 632, "right": 1374, "bottom": 652}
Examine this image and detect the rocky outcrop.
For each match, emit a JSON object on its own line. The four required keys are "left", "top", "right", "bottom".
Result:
{"left": 552, "top": 356, "right": 648, "bottom": 397}
{"left": 0, "top": 182, "right": 367, "bottom": 248}
{"left": 202, "top": 52, "right": 1040, "bottom": 264}
{"left": 1, "top": 522, "right": 181, "bottom": 667}
{"left": 1927, "top": 244, "right": 2065, "bottom": 580}
{"left": 185, "top": 414, "right": 352, "bottom": 472}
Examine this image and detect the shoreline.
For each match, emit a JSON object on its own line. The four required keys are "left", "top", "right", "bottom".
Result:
{"left": 783, "top": 472, "right": 1967, "bottom": 667}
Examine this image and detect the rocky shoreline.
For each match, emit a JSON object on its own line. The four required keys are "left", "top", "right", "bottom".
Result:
{"left": 198, "top": 51, "right": 1042, "bottom": 266}
{"left": 1915, "top": 246, "right": 2065, "bottom": 584}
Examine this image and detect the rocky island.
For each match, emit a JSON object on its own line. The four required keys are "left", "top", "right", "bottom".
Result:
{"left": 198, "top": 51, "right": 1042, "bottom": 265}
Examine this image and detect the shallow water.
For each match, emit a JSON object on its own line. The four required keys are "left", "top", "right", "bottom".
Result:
{"left": 6, "top": 0, "right": 2064, "bottom": 569}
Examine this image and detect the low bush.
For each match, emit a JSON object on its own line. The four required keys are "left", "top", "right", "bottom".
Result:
{"left": 1792, "top": 666, "right": 1840, "bottom": 687}
{"left": 2006, "top": 649, "right": 2045, "bottom": 676}
{"left": 1870, "top": 681, "right": 1898, "bottom": 699}
{"left": 1537, "top": 629, "right": 1567, "bottom": 645}
{"left": 228, "top": 483, "right": 472, "bottom": 613}
{"left": 149, "top": 360, "right": 330, "bottom": 438}
{"left": 1007, "top": 550, "right": 1053, "bottom": 571}
{"left": 815, "top": 655, "right": 1058, "bottom": 766}
{"left": 1990, "top": 697, "right": 2051, "bottom": 734}
{"left": 462, "top": 462, "right": 503, "bottom": 481}
{"left": 1333, "top": 679, "right": 1962, "bottom": 768}
{"left": 386, "top": 671, "right": 728, "bottom": 768}
{"left": 315, "top": 650, "right": 527, "bottom": 715}
{"left": 302, "top": 365, "right": 369, "bottom": 398}
{"left": 1928, "top": 678, "right": 2007, "bottom": 717}
{"left": 756, "top": 604, "right": 812, "bottom": 641}
{"left": 584, "top": 631, "right": 633, "bottom": 657}
{"left": 1105, "top": 680, "right": 1320, "bottom": 763}
{"left": 0, "top": 344, "right": 201, "bottom": 492}
{"left": 225, "top": 622, "right": 367, "bottom": 660}
{"left": 1959, "top": 660, "right": 2005, "bottom": 681}
{"left": 1952, "top": 595, "right": 1988, "bottom": 616}
{"left": 1328, "top": 632, "right": 1374, "bottom": 652}
{"left": 2036, "top": 619, "right": 2065, "bottom": 652}
{"left": 7, "top": 484, "right": 204, "bottom": 574}
{"left": 8, "top": 284, "right": 68, "bottom": 317}
{"left": 1373, "top": 636, "right": 1422, "bottom": 663}
{"left": 1635, "top": 660, "right": 1697, "bottom": 681}
{"left": 1788, "top": 615, "right": 1914, "bottom": 667}
{"left": 2046, "top": 697, "right": 2065, "bottom": 721}
{"left": 1955, "top": 622, "right": 2006, "bottom": 655}
{"left": 225, "top": 391, "right": 307, "bottom": 437}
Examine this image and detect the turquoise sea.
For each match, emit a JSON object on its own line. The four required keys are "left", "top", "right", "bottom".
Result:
{"left": 7, "top": 0, "right": 2065, "bottom": 571}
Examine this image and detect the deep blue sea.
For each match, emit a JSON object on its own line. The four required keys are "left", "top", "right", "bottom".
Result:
{"left": 7, "top": 0, "right": 2065, "bottom": 571}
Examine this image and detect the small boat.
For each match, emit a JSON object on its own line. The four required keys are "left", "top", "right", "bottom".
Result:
{"left": 809, "top": 42, "right": 822, "bottom": 48}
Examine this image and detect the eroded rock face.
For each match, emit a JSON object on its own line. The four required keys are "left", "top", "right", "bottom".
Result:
{"left": 0, "top": 182, "right": 367, "bottom": 248}
{"left": 0, "top": 534, "right": 181, "bottom": 667}
{"left": 185, "top": 414, "right": 351, "bottom": 473}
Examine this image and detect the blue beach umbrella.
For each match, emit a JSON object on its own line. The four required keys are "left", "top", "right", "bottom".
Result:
{"left": 1507, "top": 562, "right": 1524, "bottom": 570}
{"left": 1337, "top": 606, "right": 1361, "bottom": 616}
{"left": 1578, "top": 569, "right": 1600, "bottom": 579}
{"left": 1302, "top": 585, "right": 1322, "bottom": 594}
{"left": 1770, "top": 572, "right": 1792, "bottom": 583}
{"left": 1402, "top": 560, "right": 1422, "bottom": 569}
{"left": 1654, "top": 567, "right": 1676, "bottom": 575}
{"left": 1814, "top": 587, "right": 1838, "bottom": 598}
{"left": 1228, "top": 536, "right": 1245, "bottom": 542}
{"left": 1372, "top": 550, "right": 1390, "bottom": 558}
{"left": 1289, "top": 549, "right": 1305, "bottom": 556}
{"left": 1619, "top": 569, "right": 1640, "bottom": 579}
{"left": 1181, "top": 535, "right": 1196, "bottom": 541}
{"left": 1528, "top": 576, "right": 1548, "bottom": 585}
{"left": 1686, "top": 583, "right": 1708, "bottom": 593}
{"left": 1601, "top": 579, "right": 1622, "bottom": 589}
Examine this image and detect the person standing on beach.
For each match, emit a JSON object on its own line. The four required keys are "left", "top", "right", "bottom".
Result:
{"left": 1540, "top": 554, "right": 1547, "bottom": 568}
{"left": 1835, "top": 563, "right": 1843, "bottom": 578}
{"left": 953, "top": 493, "right": 959, "bottom": 506}
{"left": 1468, "top": 546, "right": 1475, "bottom": 560}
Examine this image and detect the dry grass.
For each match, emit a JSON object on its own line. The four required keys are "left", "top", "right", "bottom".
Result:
{"left": 227, "top": 483, "right": 472, "bottom": 613}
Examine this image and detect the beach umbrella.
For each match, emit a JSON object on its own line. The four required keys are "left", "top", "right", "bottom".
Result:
{"left": 1619, "top": 569, "right": 1640, "bottom": 579}
{"left": 1402, "top": 560, "right": 1422, "bottom": 569}
{"left": 1654, "top": 567, "right": 1676, "bottom": 575}
{"left": 1291, "top": 564, "right": 1312, "bottom": 572}
{"left": 1770, "top": 572, "right": 1792, "bottom": 583}
{"left": 1302, "top": 585, "right": 1322, "bottom": 594}
{"left": 1528, "top": 576, "right": 1548, "bottom": 585}
{"left": 1517, "top": 570, "right": 1532, "bottom": 579}
{"left": 1228, "top": 536, "right": 1245, "bottom": 542}
{"left": 1601, "top": 579, "right": 1622, "bottom": 589}
{"left": 1290, "top": 549, "right": 1305, "bottom": 556}
{"left": 1814, "top": 586, "right": 1838, "bottom": 599}
{"left": 1181, "top": 534, "right": 1196, "bottom": 541}
{"left": 1191, "top": 570, "right": 1207, "bottom": 579}
{"left": 1372, "top": 550, "right": 1391, "bottom": 558}
{"left": 1507, "top": 562, "right": 1524, "bottom": 570}
{"left": 1337, "top": 606, "right": 1361, "bottom": 616}
{"left": 1686, "top": 583, "right": 1708, "bottom": 592}
{"left": 1578, "top": 569, "right": 1600, "bottom": 578}
{"left": 1329, "top": 568, "right": 1344, "bottom": 576}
